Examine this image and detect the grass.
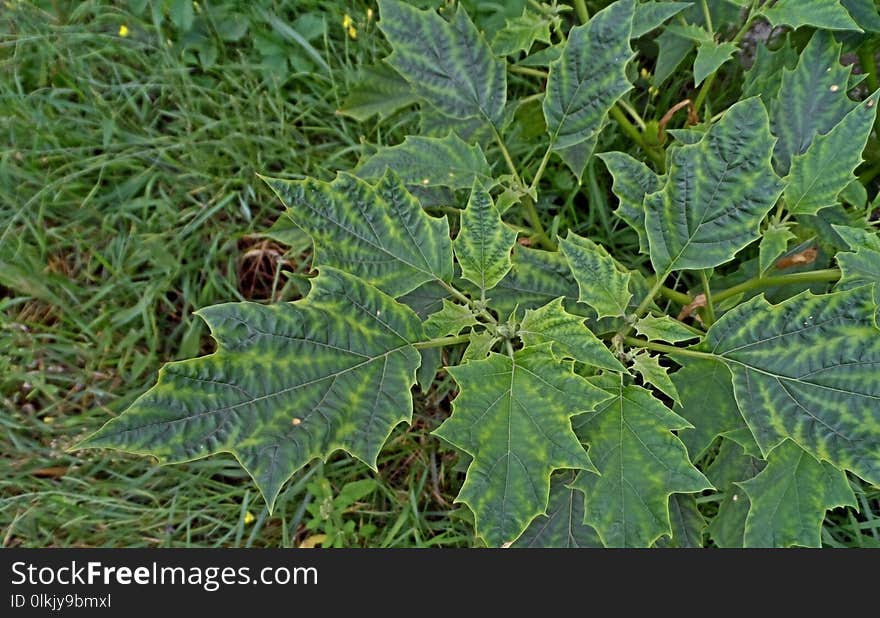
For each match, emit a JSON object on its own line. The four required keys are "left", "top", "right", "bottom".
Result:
{"left": 1, "top": 0, "right": 471, "bottom": 548}
{"left": 2, "top": 0, "right": 878, "bottom": 549}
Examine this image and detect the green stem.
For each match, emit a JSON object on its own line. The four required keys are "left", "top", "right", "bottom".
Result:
{"left": 859, "top": 46, "right": 880, "bottom": 93}
{"left": 436, "top": 279, "right": 497, "bottom": 324}
{"left": 572, "top": 0, "right": 589, "bottom": 24}
{"left": 617, "top": 99, "right": 646, "bottom": 130}
{"left": 699, "top": 269, "right": 716, "bottom": 326}
{"left": 414, "top": 335, "right": 471, "bottom": 350}
{"left": 521, "top": 196, "right": 556, "bottom": 250}
{"left": 609, "top": 105, "right": 665, "bottom": 169}
{"left": 509, "top": 65, "right": 549, "bottom": 79}
{"left": 713, "top": 269, "right": 841, "bottom": 304}
{"left": 613, "top": 274, "right": 667, "bottom": 341}
{"left": 490, "top": 124, "right": 522, "bottom": 187}
{"left": 693, "top": 73, "right": 716, "bottom": 115}
{"left": 622, "top": 336, "right": 714, "bottom": 359}
{"left": 528, "top": 145, "right": 554, "bottom": 194}
{"left": 700, "top": 0, "right": 713, "bottom": 33}
{"left": 657, "top": 283, "right": 693, "bottom": 306}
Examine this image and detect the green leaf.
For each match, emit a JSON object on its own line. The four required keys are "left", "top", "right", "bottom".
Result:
{"left": 645, "top": 97, "right": 785, "bottom": 275}
{"left": 519, "top": 298, "right": 625, "bottom": 371}
{"left": 491, "top": 10, "right": 554, "bottom": 57}
{"left": 454, "top": 185, "right": 518, "bottom": 293}
{"left": 631, "top": 351, "right": 680, "bottom": 405}
{"left": 560, "top": 232, "right": 633, "bottom": 319}
{"left": 655, "top": 494, "right": 705, "bottom": 548}
{"left": 671, "top": 357, "right": 753, "bottom": 460}
{"left": 706, "top": 439, "right": 765, "bottom": 547}
{"left": 543, "top": 0, "right": 635, "bottom": 179}
{"left": 841, "top": 0, "right": 880, "bottom": 32}
{"left": 760, "top": 0, "right": 862, "bottom": 32}
{"left": 738, "top": 440, "right": 855, "bottom": 547}
{"left": 654, "top": 29, "right": 694, "bottom": 84}
{"left": 635, "top": 315, "right": 700, "bottom": 344}
{"left": 262, "top": 171, "right": 453, "bottom": 297}
{"left": 706, "top": 286, "right": 880, "bottom": 485}
{"left": 436, "top": 345, "right": 610, "bottom": 546}
{"left": 783, "top": 92, "right": 879, "bottom": 216}
{"left": 833, "top": 225, "right": 880, "bottom": 322}
{"left": 741, "top": 38, "right": 797, "bottom": 102}
{"left": 378, "top": 0, "right": 506, "bottom": 124}
{"left": 487, "top": 246, "right": 580, "bottom": 316}
{"left": 78, "top": 268, "right": 423, "bottom": 511}
{"left": 759, "top": 222, "right": 796, "bottom": 275}
{"left": 572, "top": 382, "right": 712, "bottom": 547}
{"left": 423, "top": 299, "right": 479, "bottom": 338}
{"left": 513, "top": 475, "right": 603, "bottom": 547}
{"left": 461, "top": 331, "right": 497, "bottom": 363}
{"left": 693, "top": 41, "right": 738, "bottom": 86}
{"left": 398, "top": 281, "right": 450, "bottom": 319}
{"left": 169, "top": 0, "right": 194, "bottom": 31}
{"left": 631, "top": 1, "right": 693, "bottom": 38}
{"left": 770, "top": 31, "right": 857, "bottom": 174}
{"left": 356, "top": 133, "right": 494, "bottom": 191}
{"left": 598, "top": 151, "right": 662, "bottom": 254}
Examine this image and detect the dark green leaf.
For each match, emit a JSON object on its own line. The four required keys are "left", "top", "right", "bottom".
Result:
{"left": 598, "top": 151, "right": 662, "bottom": 254}
{"left": 760, "top": 0, "right": 862, "bottom": 31}
{"left": 513, "top": 475, "right": 603, "bottom": 547}
{"left": 560, "top": 232, "right": 633, "bottom": 319}
{"left": 338, "top": 62, "right": 419, "bottom": 122}
{"left": 632, "top": 1, "right": 693, "bottom": 38}
{"left": 455, "top": 186, "right": 518, "bottom": 293}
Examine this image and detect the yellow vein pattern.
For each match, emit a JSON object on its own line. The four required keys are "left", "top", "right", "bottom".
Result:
{"left": 79, "top": 269, "right": 423, "bottom": 511}
{"left": 436, "top": 345, "right": 610, "bottom": 546}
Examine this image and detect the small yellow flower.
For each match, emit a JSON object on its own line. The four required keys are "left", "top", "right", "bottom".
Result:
{"left": 244, "top": 511, "right": 255, "bottom": 525}
{"left": 640, "top": 67, "right": 650, "bottom": 80}
{"left": 348, "top": 25, "right": 358, "bottom": 40}
{"left": 366, "top": 8, "right": 373, "bottom": 21}
{"left": 342, "top": 14, "right": 353, "bottom": 28}
{"left": 118, "top": 24, "right": 129, "bottom": 38}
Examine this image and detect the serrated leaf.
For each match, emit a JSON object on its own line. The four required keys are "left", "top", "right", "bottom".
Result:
{"left": 784, "top": 92, "right": 879, "bottom": 216}
{"left": 833, "top": 225, "right": 880, "bottom": 321}
{"left": 461, "top": 330, "right": 497, "bottom": 363}
{"left": 560, "top": 232, "right": 633, "bottom": 319}
{"left": 78, "top": 268, "right": 422, "bottom": 511}
{"left": 631, "top": 351, "right": 680, "bottom": 404}
{"left": 543, "top": 0, "right": 635, "bottom": 179}
{"left": 631, "top": 1, "right": 693, "bottom": 38}
{"left": 654, "top": 29, "right": 694, "bottom": 84}
{"left": 771, "top": 31, "right": 857, "bottom": 174}
{"left": 338, "top": 62, "right": 418, "bottom": 122}
{"left": 645, "top": 97, "right": 785, "bottom": 275}
{"left": 655, "top": 494, "right": 705, "bottom": 548}
{"left": 572, "top": 382, "right": 712, "bottom": 547}
{"left": 491, "top": 10, "right": 554, "bottom": 57}
{"left": 635, "top": 315, "right": 700, "bottom": 343}
{"left": 356, "top": 133, "right": 494, "bottom": 191}
{"left": 842, "top": 0, "right": 880, "bottom": 32}
{"left": 760, "top": 0, "right": 862, "bottom": 32}
{"left": 417, "top": 348, "right": 442, "bottom": 393}
{"left": 742, "top": 37, "right": 797, "bottom": 102}
{"left": 840, "top": 179, "right": 868, "bottom": 209}
{"left": 693, "top": 40, "right": 738, "bottom": 86}
{"left": 671, "top": 357, "right": 753, "bottom": 460}
{"left": 436, "top": 345, "right": 610, "bottom": 546}
{"left": 398, "top": 281, "right": 450, "bottom": 319}
{"left": 598, "top": 151, "right": 662, "bottom": 254}
{"left": 519, "top": 297, "right": 624, "bottom": 371}
{"left": 513, "top": 475, "right": 603, "bottom": 547}
{"left": 454, "top": 185, "right": 517, "bottom": 293}
{"left": 738, "top": 440, "right": 855, "bottom": 547}
{"left": 706, "top": 286, "right": 880, "bottom": 485}
{"left": 759, "top": 222, "right": 796, "bottom": 275}
{"left": 423, "top": 299, "right": 479, "bottom": 338}
{"left": 378, "top": 0, "right": 506, "bottom": 124}
{"left": 487, "top": 246, "right": 580, "bottom": 316}
{"left": 263, "top": 171, "right": 453, "bottom": 297}
{"left": 706, "top": 439, "right": 765, "bottom": 547}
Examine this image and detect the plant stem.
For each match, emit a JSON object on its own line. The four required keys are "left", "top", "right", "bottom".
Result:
{"left": 413, "top": 335, "right": 472, "bottom": 350}
{"left": 713, "top": 269, "right": 841, "bottom": 304}
{"left": 490, "top": 124, "right": 522, "bottom": 186}
{"left": 609, "top": 105, "right": 665, "bottom": 169}
{"left": 622, "top": 336, "right": 714, "bottom": 359}
{"left": 617, "top": 99, "right": 646, "bottom": 130}
{"left": 700, "top": 0, "right": 713, "bottom": 33}
{"left": 528, "top": 145, "right": 554, "bottom": 194}
{"left": 656, "top": 282, "right": 693, "bottom": 306}
{"left": 436, "top": 279, "right": 497, "bottom": 324}
{"left": 699, "top": 270, "right": 716, "bottom": 326}
{"left": 521, "top": 196, "right": 556, "bottom": 250}
{"left": 613, "top": 274, "right": 667, "bottom": 341}
{"left": 509, "top": 65, "right": 549, "bottom": 79}
{"left": 572, "top": 0, "right": 589, "bottom": 24}
{"left": 693, "top": 73, "right": 716, "bottom": 115}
